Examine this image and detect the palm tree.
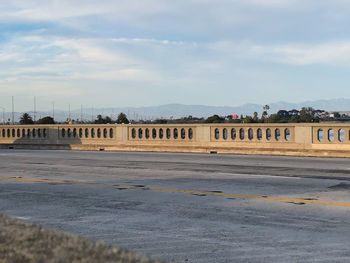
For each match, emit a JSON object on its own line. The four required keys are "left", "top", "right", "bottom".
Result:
{"left": 262, "top": 105, "right": 270, "bottom": 120}
{"left": 20, "top": 113, "right": 34, "bottom": 125}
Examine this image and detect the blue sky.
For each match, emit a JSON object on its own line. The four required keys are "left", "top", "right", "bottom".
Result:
{"left": 0, "top": 0, "right": 350, "bottom": 111}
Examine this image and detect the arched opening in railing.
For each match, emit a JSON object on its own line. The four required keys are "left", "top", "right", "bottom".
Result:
{"left": 61, "top": 129, "right": 65, "bottom": 138}
{"left": 257, "top": 128, "right": 262, "bottom": 140}
{"left": 328, "top": 129, "right": 334, "bottom": 142}
{"left": 266, "top": 129, "right": 271, "bottom": 141}
{"left": 284, "top": 128, "right": 291, "bottom": 141}
{"left": 131, "top": 128, "right": 136, "bottom": 139}
{"left": 338, "top": 129, "right": 345, "bottom": 142}
{"left": 181, "top": 128, "right": 186, "bottom": 139}
{"left": 214, "top": 128, "right": 220, "bottom": 140}
{"left": 239, "top": 128, "right": 245, "bottom": 140}
{"left": 231, "top": 128, "right": 236, "bottom": 140}
{"left": 138, "top": 128, "right": 143, "bottom": 139}
{"left": 317, "top": 129, "right": 323, "bottom": 142}
{"left": 188, "top": 128, "right": 193, "bottom": 140}
{"left": 248, "top": 128, "right": 253, "bottom": 140}
{"left": 173, "top": 128, "right": 178, "bottom": 139}
{"left": 223, "top": 128, "right": 228, "bottom": 140}
{"left": 166, "top": 128, "right": 171, "bottom": 139}
{"left": 275, "top": 128, "right": 281, "bottom": 141}
{"left": 159, "top": 128, "right": 164, "bottom": 139}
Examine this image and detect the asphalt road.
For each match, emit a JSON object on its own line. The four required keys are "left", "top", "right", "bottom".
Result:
{"left": 1, "top": 149, "right": 350, "bottom": 262}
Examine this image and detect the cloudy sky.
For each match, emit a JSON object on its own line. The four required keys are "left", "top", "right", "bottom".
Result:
{"left": 1, "top": 0, "right": 350, "bottom": 111}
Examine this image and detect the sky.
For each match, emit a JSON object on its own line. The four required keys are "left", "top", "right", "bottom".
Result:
{"left": 0, "top": 0, "right": 350, "bottom": 112}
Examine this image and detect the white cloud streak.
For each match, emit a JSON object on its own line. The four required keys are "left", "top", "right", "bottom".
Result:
{"left": 209, "top": 41, "right": 350, "bottom": 66}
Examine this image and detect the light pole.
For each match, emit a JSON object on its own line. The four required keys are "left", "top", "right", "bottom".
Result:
{"left": 12, "top": 96, "right": 14, "bottom": 124}
{"left": 80, "top": 105, "right": 83, "bottom": 123}
{"left": 52, "top": 102, "right": 55, "bottom": 120}
{"left": 68, "top": 103, "right": 71, "bottom": 121}
{"left": 0, "top": 107, "right": 5, "bottom": 125}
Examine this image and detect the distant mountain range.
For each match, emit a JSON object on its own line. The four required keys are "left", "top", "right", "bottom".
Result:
{"left": 4, "top": 98, "right": 350, "bottom": 122}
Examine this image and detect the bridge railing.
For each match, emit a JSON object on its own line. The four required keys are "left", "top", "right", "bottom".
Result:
{"left": 0, "top": 123, "right": 349, "bottom": 156}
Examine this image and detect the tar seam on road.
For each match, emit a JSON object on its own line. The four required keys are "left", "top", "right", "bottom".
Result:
{"left": 2, "top": 176, "right": 350, "bottom": 208}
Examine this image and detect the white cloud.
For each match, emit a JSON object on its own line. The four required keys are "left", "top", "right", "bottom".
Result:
{"left": 269, "top": 42, "right": 350, "bottom": 65}
{"left": 1, "top": 0, "right": 350, "bottom": 109}
{"left": 209, "top": 41, "right": 350, "bottom": 66}
{"left": 0, "top": 35, "right": 157, "bottom": 83}
{"left": 0, "top": 52, "right": 20, "bottom": 62}
{"left": 243, "top": 0, "right": 299, "bottom": 8}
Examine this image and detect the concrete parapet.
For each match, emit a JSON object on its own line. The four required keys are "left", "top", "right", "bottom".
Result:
{"left": 0, "top": 123, "right": 349, "bottom": 157}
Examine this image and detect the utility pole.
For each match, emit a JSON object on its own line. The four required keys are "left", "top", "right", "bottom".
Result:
{"left": 11, "top": 96, "right": 14, "bottom": 124}
{"left": 52, "top": 102, "right": 55, "bottom": 120}
{"left": 34, "top": 96, "right": 37, "bottom": 122}
{"left": 68, "top": 104, "right": 71, "bottom": 121}
{"left": 80, "top": 105, "right": 83, "bottom": 123}
{"left": 0, "top": 107, "right": 5, "bottom": 125}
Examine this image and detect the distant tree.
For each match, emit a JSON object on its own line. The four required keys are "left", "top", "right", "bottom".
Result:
{"left": 288, "top": 109, "right": 299, "bottom": 116}
{"left": 253, "top": 112, "right": 259, "bottom": 122}
{"left": 299, "top": 107, "right": 315, "bottom": 122}
{"left": 263, "top": 105, "right": 270, "bottom": 114}
{"left": 267, "top": 114, "right": 284, "bottom": 123}
{"left": 106, "top": 116, "right": 112, "bottom": 123}
{"left": 242, "top": 115, "right": 255, "bottom": 123}
{"left": 153, "top": 118, "right": 168, "bottom": 124}
{"left": 19, "top": 113, "right": 34, "bottom": 125}
{"left": 95, "top": 115, "right": 113, "bottom": 124}
{"left": 333, "top": 112, "right": 341, "bottom": 118}
{"left": 277, "top": 110, "right": 289, "bottom": 118}
{"left": 288, "top": 115, "right": 300, "bottom": 123}
{"left": 95, "top": 115, "right": 104, "bottom": 124}
{"left": 37, "top": 116, "right": 55, "bottom": 124}
{"left": 206, "top": 115, "right": 225, "bottom": 123}
{"left": 116, "top": 112, "right": 129, "bottom": 124}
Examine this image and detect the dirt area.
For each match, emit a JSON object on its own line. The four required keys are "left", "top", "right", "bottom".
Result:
{"left": 0, "top": 214, "right": 160, "bottom": 263}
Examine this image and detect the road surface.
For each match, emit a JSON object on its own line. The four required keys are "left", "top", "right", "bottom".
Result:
{"left": 0, "top": 149, "right": 350, "bottom": 262}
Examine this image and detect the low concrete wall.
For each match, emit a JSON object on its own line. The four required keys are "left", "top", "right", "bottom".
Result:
{"left": 0, "top": 123, "right": 349, "bottom": 157}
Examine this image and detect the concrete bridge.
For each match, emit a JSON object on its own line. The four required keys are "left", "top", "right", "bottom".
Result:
{"left": 0, "top": 123, "right": 349, "bottom": 157}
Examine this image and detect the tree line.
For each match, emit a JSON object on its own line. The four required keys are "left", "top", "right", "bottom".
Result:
{"left": 14, "top": 106, "right": 346, "bottom": 125}
{"left": 18, "top": 112, "right": 130, "bottom": 125}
